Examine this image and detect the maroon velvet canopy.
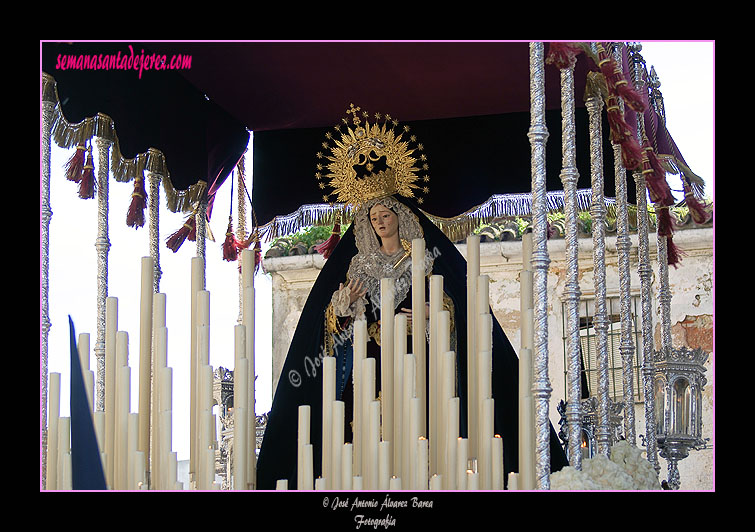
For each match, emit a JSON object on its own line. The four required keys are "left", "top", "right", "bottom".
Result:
{"left": 43, "top": 41, "right": 664, "bottom": 227}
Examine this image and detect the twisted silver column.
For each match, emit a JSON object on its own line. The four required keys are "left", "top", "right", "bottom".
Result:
{"left": 236, "top": 158, "right": 247, "bottom": 325}
{"left": 557, "top": 63, "right": 583, "bottom": 470}
{"left": 612, "top": 43, "right": 637, "bottom": 446}
{"left": 585, "top": 74, "right": 612, "bottom": 457}
{"left": 94, "top": 132, "right": 112, "bottom": 413}
{"left": 147, "top": 167, "right": 163, "bottom": 293}
{"left": 41, "top": 79, "right": 55, "bottom": 490}
{"left": 196, "top": 193, "right": 207, "bottom": 268}
{"left": 527, "top": 42, "right": 552, "bottom": 489}
{"left": 628, "top": 43, "right": 660, "bottom": 473}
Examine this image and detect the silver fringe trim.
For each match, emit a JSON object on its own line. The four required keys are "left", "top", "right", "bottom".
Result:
{"left": 257, "top": 189, "right": 607, "bottom": 243}
{"left": 43, "top": 72, "right": 206, "bottom": 214}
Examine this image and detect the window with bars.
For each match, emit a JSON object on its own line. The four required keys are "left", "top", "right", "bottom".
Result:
{"left": 561, "top": 294, "right": 645, "bottom": 403}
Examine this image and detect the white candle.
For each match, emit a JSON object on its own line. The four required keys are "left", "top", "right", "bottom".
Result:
{"left": 116, "top": 362, "right": 130, "bottom": 490}
{"left": 507, "top": 471, "right": 519, "bottom": 491}
{"left": 479, "top": 398, "right": 494, "bottom": 490}
{"left": 315, "top": 477, "right": 326, "bottom": 490}
{"left": 417, "top": 437, "right": 428, "bottom": 490}
{"left": 276, "top": 479, "right": 288, "bottom": 490}
{"left": 440, "top": 349, "right": 455, "bottom": 484}
{"left": 409, "top": 398, "right": 421, "bottom": 489}
{"left": 466, "top": 235, "right": 480, "bottom": 459}
{"left": 242, "top": 283, "right": 257, "bottom": 488}
{"left": 332, "top": 400, "right": 344, "bottom": 490}
{"left": 389, "top": 475, "right": 402, "bottom": 490}
{"left": 234, "top": 357, "right": 249, "bottom": 490}
{"left": 402, "top": 354, "right": 416, "bottom": 485}
{"left": 445, "top": 397, "right": 459, "bottom": 491}
{"left": 152, "top": 326, "right": 168, "bottom": 488}
{"left": 138, "top": 256, "right": 154, "bottom": 469}
{"left": 429, "top": 274, "right": 443, "bottom": 475}
{"left": 393, "top": 313, "right": 407, "bottom": 476}
{"left": 104, "top": 296, "right": 118, "bottom": 487}
{"left": 466, "top": 470, "right": 479, "bottom": 490}
{"left": 411, "top": 238, "right": 426, "bottom": 436}
{"left": 322, "top": 356, "right": 335, "bottom": 489}
{"left": 189, "top": 257, "right": 204, "bottom": 481}
{"left": 361, "top": 357, "right": 376, "bottom": 484}
{"left": 47, "top": 372, "right": 60, "bottom": 490}
{"left": 128, "top": 413, "right": 138, "bottom": 489}
{"left": 160, "top": 409, "right": 173, "bottom": 491}
{"left": 430, "top": 473, "right": 442, "bottom": 491}
{"left": 492, "top": 435, "right": 504, "bottom": 490}
{"left": 300, "top": 444, "right": 313, "bottom": 490}
{"left": 368, "top": 400, "right": 380, "bottom": 490}
{"left": 380, "top": 277, "right": 394, "bottom": 454}
{"left": 379, "top": 440, "right": 391, "bottom": 490}
{"left": 297, "top": 404, "right": 311, "bottom": 490}
{"left": 353, "top": 319, "right": 367, "bottom": 476}
{"left": 342, "top": 443, "right": 353, "bottom": 491}
{"left": 519, "top": 347, "right": 535, "bottom": 490}
{"left": 456, "top": 438, "right": 468, "bottom": 490}
{"left": 352, "top": 475, "right": 363, "bottom": 490}
{"left": 57, "top": 417, "right": 71, "bottom": 490}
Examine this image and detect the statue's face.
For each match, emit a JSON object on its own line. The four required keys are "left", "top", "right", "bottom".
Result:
{"left": 369, "top": 203, "right": 399, "bottom": 242}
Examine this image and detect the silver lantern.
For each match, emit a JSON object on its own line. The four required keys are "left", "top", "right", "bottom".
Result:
{"left": 653, "top": 346, "right": 709, "bottom": 489}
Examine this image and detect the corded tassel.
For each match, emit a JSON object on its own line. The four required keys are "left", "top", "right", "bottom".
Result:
{"left": 656, "top": 206, "right": 674, "bottom": 238}
{"left": 597, "top": 42, "right": 647, "bottom": 113}
{"left": 166, "top": 216, "right": 196, "bottom": 252}
{"left": 253, "top": 239, "right": 262, "bottom": 274}
{"left": 642, "top": 143, "right": 675, "bottom": 207}
{"left": 65, "top": 144, "right": 86, "bottom": 183}
{"left": 78, "top": 146, "right": 96, "bottom": 199}
{"left": 314, "top": 215, "right": 341, "bottom": 259}
{"left": 126, "top": 176, "right": 148, "bottom": 228}
{"left": 683, "top": 179, "right": 712, "bottom": 225}
{"left": 546, "top": 42, "right": 585, "bottom": 69}
{"left": 605, "top": 97, "right": 643, "bottom": 171}
{"left": 222, "top": 218, "right": 240, "bottom": 261}
{"left": 666, "top": 235, "right": 683, "bottom": 268}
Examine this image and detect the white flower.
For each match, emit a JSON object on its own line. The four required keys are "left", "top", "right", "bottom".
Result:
{"left": 609, "top": 441, "right": 661, "bottom": 490}
{"left": 550, "top": 466, "right": 602, "bottom": 490}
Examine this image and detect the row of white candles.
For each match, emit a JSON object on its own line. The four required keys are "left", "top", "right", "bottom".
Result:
{"left": 46, "top": 257, "right": 180, "bottom": 489}
{"left": 46, "top": 249, "right": 261, "bottom": 491}
{"left": 282, "top": 235, "right": 537, "bottom": 490}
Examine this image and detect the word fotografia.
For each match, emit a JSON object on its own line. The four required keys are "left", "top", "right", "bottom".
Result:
{"left": 326, "top": 494, "right": 434, "bottom": 512}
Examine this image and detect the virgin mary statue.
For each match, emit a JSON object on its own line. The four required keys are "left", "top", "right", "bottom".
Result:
{"left": 256, "top": 105, "right": 567, "bottom": 490}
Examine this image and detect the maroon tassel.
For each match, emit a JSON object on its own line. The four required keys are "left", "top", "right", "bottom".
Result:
{"left": 166, "top": 216, "right": 196, "bottom": 252}
{"left": 666, "top": 235, "right": 684, "bottom": 268}
{"left": 643, "top": 143, "right": 675, "bottom": 206}
{"left": 126, "top": 177, "right": 148, "bottom": 228}
{"left": 683, "top": 180, "right": 711, "bottom": 224}
{"left": 597, "top": 43, "right": 647, "bottom": 113}
{"left": 78, "top": 147, "right": 96, "bottom": 199}
{"left": 656, "top": 206, "right": 674, "bottom": 238}
{"left": 222, "top": 218, "right": 240, "bottom": 261}
{"left": 253, "top": 240, "right": 262, "bottom": 274}
{"left": 65, "top": 144, "right": 86, "bottom": 183}
{"left": 546, "top": 42, "right": 584, "bottom": 69}
{"left": 605, "top": 97, "right": 643, "bottom": 171}
{"left": 314, "top": 219, "right": 342, "bottom": 260}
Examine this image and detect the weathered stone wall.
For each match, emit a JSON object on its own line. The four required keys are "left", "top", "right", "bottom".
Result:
{"left": 262, "top": 227, "right": 714, "bottom": 489}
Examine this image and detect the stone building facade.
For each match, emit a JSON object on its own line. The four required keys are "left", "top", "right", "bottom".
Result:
{"left": 262, "top": 224, "right": 714, "bottom": 489}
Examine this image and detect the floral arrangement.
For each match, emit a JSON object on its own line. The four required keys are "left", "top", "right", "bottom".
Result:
{"left": 549, "top": 441, "right": 661, "bottom": 490}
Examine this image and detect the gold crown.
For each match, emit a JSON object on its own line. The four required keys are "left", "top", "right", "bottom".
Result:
{"left": 315, "top": 104, "right": 430, "bottom": 207}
